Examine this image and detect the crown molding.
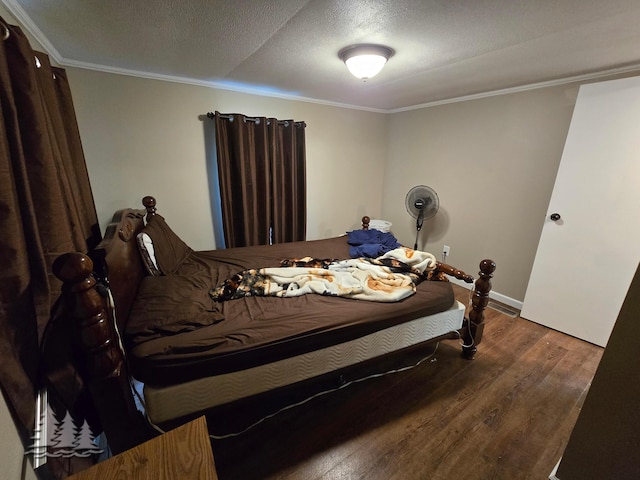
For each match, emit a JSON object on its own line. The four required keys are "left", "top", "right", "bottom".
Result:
{"left": 388, "top": 64, "right": 640, "bottom": 113}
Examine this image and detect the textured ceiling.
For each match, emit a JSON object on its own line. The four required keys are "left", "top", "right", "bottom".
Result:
{"left": 4, "top": 0, "right": 640, "bottom": 111}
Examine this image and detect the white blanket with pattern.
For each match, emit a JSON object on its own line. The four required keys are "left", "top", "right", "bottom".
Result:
{"left": 210, "top": 247, "right": 438, "bottom": 303}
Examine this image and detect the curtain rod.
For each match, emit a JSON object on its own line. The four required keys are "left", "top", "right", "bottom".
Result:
{"left": 206, "top": 112, "right": 306, "bottom": 127}
{"left": 1, "top": 21, "right": 56, "bottom": 79}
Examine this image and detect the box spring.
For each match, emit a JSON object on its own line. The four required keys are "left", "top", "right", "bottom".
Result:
{"left": 143, "top": 300, "right": 465, "bottom": 423}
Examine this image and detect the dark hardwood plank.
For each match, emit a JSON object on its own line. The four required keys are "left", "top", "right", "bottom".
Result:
{"left": 210, "top": 285, "right": 603, "bottom": 480}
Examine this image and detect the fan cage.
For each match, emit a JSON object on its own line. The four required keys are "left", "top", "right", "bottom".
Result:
{"left": 405, "top": 186, "right": 439, "bottom": 220}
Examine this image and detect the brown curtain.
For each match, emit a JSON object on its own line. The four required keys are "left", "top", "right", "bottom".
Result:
{"left": 0, "top": 16, "right": 99, "bottom": 439}
{"left": 213, "top": 112, "right": 306, "bottom": 247}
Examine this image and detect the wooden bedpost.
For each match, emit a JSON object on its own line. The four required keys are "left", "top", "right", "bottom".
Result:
{"left": 435, "top": 262, "right": 475, "bottom": 283}
{"left": 52, "top": 252, "right": 153, "bottom": 454}
{"left": 142, "top": 195, "right": 157, "bottom": 221}
{"left": 462, "top": 259, "right": 496, "bottom": 360}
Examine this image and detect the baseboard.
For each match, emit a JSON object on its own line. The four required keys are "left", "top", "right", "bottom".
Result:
{"left": 449, "top": 277, "right": 523, "bottom": 311}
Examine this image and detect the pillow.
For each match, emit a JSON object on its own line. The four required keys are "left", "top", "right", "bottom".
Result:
{"left": 136, "top": 214, "right": 193, "bottom": 275}
{"left": 137, "top": 232, "right": 161, "bottom": 276}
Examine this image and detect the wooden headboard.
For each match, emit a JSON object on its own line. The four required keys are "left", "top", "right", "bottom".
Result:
{"left": 90, "top": 208, "right": 146, "bottom": 332}
{"left": 89, "top": 196, "right": 159, "bottom": 331}
{"left": 51, "top": 198, "right": 160, "bottom": 454}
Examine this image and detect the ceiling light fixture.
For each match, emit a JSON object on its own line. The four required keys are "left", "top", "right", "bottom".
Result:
{"left": 338, "top": 44, "right": 394, "bottom": 80}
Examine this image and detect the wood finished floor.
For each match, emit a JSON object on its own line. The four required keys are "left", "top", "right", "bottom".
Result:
{"left": 207, "top": 285, "right": 603, "bottom": 480}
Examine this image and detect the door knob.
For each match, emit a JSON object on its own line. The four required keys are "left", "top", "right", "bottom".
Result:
{"left": 550, "top": 213, "right": 561, "bottom": 221}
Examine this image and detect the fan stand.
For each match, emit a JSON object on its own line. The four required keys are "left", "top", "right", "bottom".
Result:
{"left": 413, "top": 209, "right": 424, "bottom": 250}
{"left": 405, "top": 185, "right": 439, "bottom": 251}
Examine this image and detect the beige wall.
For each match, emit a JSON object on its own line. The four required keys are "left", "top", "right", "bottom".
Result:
{"left": 384, "top": 87, "right": 579, "bottom": 301}
{"left": 67, "top": 69, "right": 388, "bottom": 250}
{"left": 67, "top": 68, "right": 589, "bottom": 301}
{"left": 0, "top": 391, "right": 37, "bottom": 480}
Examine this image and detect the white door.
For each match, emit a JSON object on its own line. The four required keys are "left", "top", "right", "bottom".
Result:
{"left": 521, "top": 76, "right": 640, "bottom": 347}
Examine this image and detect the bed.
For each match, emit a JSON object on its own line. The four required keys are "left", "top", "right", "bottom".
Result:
{"left": 52, "top": 196, "right": 495, "bottom": 453}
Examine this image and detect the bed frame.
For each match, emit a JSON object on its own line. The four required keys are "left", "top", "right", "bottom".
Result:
{"left": 52, "top": 196, "right": 495, "bottom": 453}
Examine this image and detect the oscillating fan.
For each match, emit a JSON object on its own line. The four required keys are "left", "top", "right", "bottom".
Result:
{"left": 405, "top": 185, "right": 439, "bottom": 249}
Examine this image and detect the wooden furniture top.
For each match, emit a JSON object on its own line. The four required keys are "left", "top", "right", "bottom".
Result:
{"left": 67, "top": 416, "right": 217, "bottom": 480}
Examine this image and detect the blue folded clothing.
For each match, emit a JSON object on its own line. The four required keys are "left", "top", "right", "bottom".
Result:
{"left": 347, "top": 229, "right": 401, "bottom": 258}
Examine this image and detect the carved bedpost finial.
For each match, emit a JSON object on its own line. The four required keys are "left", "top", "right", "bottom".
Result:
{"left": 480, "top": 259, "right": 496, "bottom": 276}
{"left": 53, "top": 251, "right": 94, "bottom": 284}
{"left": 362, "top": 216, "right": 370, "bottom": 230}
{"left": 52, "top": 252, "right": 123, "bottom": 379}
{"left": 462, "top": 258, "right": 496, "bottom": 360}
{"left": 142, "top": 196, "right": 156, "bottom": 222}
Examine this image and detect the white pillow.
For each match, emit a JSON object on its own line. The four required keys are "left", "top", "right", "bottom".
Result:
{"left": 136, "top": 232, "right": 161, "bottom": 276}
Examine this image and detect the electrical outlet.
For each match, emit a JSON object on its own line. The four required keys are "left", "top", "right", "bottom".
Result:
{"left": 443, "top": 245, "right": 451, "bottom": 257}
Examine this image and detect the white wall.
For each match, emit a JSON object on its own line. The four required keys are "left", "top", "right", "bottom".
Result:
{"left": 67, "top": 69, "right": 388, "bottom": 250}
{"left": 384, "top": 86, "right": 579, "bottom": 301}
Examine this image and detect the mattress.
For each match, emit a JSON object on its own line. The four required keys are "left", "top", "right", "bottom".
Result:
{"left": 125, "top": 236, "right": 456, "bottom": 386}
{"left": 143, "top": 300, "right": 465, "bottom": 424}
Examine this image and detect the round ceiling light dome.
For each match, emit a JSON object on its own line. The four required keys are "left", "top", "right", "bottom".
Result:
{"left": 338, "top": 44, "right": 395, "bottom": 80}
